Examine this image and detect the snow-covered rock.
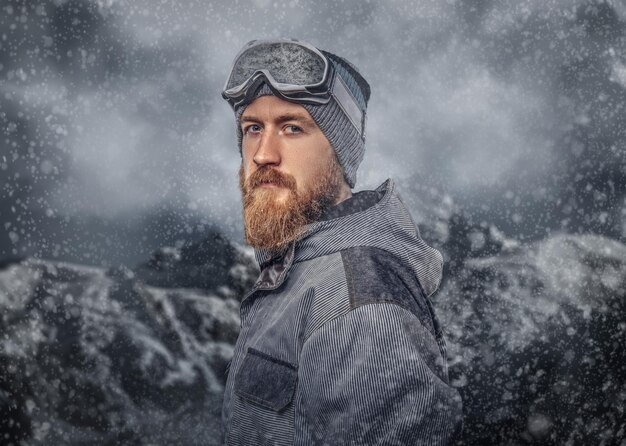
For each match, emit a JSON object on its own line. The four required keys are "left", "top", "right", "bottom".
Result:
{"left": 437, "top": 233, "right": 626, "bottom": 445}
{"left": 1, "top": 226, "right": 624, "bottom": 445}
{"left": 0, "top": 235, "right": 257, "bottom": 445}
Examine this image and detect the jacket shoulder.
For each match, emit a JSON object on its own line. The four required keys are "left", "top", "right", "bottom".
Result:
{"left": 339, "top": 246, "right": 439, "bottom": 336}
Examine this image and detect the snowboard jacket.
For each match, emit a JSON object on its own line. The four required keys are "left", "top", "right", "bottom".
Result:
{"left": 221, "top": 178, "right": 463, "bottom": 445}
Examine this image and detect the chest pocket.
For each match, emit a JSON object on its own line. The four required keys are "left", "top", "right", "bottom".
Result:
{"left": 234, "top": 347, "right": 298, "bottom": 412}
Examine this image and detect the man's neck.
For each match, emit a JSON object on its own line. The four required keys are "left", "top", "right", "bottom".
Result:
{"left": 334, "top": 183, "right": 353, "bottom": 206}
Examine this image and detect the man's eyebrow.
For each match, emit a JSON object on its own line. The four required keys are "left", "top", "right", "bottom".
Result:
{"left": 240, "top": 114, "right": 314, "bottom": 125}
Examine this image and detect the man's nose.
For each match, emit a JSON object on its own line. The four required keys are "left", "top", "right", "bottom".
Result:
{"left": 253, "top": 130, "right": 281, "bottom": 167}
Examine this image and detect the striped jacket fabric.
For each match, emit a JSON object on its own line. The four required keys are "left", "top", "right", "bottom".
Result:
{"left": 221, "top": 178, "right": 463, "bottom": 445}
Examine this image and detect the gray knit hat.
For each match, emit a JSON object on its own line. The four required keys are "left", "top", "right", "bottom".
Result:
{"left": 231, "top": 48, "right": 371, "bottom": 189}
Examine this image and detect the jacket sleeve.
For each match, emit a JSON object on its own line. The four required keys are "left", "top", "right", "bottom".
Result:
{"left": 296, "top": 302, "right": 463, "bottom": 446}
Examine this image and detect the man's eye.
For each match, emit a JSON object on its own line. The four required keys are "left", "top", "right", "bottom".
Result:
{"left": 244, "top": 124, "right": 261, "bottom": 134}
{"left": 285, "top": 125, "right": 302, "bottom": 134}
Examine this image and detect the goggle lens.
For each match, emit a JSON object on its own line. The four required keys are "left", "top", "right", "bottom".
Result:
{"left": 226, "top": 42, "right": 326, "bottom": 90}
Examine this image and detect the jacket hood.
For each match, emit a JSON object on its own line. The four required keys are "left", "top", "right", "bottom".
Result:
{"left": 253, "top": 178, "right": 443, "bottom": 298}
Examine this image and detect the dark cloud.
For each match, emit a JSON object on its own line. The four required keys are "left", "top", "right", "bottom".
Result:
{"left": 1, "top": 0, "right": 624, "bottom": 266}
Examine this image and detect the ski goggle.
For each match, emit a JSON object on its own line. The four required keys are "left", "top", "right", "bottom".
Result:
{"left": 222, "top": 38, "right": 365, "bottom": 138}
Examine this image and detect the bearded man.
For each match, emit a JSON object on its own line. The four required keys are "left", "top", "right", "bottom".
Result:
{"left": 220, "top": 38, "right": 463, "bottom": 445}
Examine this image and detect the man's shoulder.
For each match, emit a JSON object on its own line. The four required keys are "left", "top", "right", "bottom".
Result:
{"left": 296, "top": 246, "right": 439, "bottom": 340}
{"left": 338, "top": 246, "right": 438, "bottom": 335}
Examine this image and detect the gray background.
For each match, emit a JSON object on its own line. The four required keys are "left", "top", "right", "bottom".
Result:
{"left": 1, "top": 0, "right": 625, "bottom": 266}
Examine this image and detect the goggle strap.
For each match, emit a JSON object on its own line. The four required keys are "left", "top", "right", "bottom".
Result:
{"left": 331, "top": 74, "right": 365, "bottom": 141}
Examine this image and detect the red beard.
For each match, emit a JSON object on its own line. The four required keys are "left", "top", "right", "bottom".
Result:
{"left": 238, "top": 154, "right": 344, "bottom": 250}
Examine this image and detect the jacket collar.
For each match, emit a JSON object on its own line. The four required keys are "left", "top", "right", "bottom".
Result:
{"left": 252, "top": 178, "right": 443, "bottom": 297}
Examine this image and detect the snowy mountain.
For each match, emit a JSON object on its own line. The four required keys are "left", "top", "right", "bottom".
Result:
{"left": 0, "top": 231, "right": 258, "bottom": 445}
{"left": 439, "top": 233, "right": 626, "bottom": 445}
{"left": 401, "top": 177, "right": 626, "bottom": 443}
{"left": 1, "top": 223, "right": 624, "bottom": 445}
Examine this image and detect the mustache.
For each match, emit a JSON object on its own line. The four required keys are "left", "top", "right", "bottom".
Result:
{"left": 248, "top": 167, "right": 297, "bottom": 190}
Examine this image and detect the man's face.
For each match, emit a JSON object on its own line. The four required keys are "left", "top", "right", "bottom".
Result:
{"left": 238, "top": 94, "right": 344, "bottom": 250}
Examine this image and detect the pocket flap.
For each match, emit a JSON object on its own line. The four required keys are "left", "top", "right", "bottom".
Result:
{"left": 234, "top": 347, "right": 298, "bottom": 412}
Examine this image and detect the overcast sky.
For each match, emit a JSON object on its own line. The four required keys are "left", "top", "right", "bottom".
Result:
{"left": 1, "top": 0, "right": 625, "bottom": 266}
